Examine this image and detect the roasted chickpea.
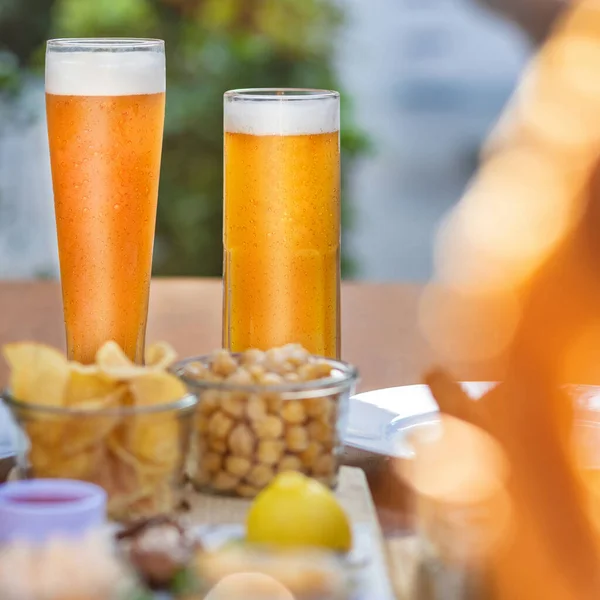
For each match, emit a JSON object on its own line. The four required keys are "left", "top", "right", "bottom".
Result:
{"left": 246, "top": 464, "right": 275, "bottom": 488}
{"left": 306, "top": 420, "right": 334, "bottom": 446}
{"left": 246, "top": 394, "right": 267, "bottom": 421}
{"left": 208, "top": 410, "right": 234, "bottom": 440}
{"left": 210, "top": 349, "right": 238, "bottom": 377}
{"left": 252, "top": 415, "right": 284, "bottom": 439}
{"left": 240, "top": 349, "right": 266, "bottom": 366}
{"left": 199, "top": 390, "right": 220, "bottom": 415}
{"left": 221, "top": 394, "right": 245, "bottom": 419}
{"left": 257, "top": 440, "right": 285, "bottom": 465}
{"left": 299, "top": 441, "right": 324, "bottom": 469}
{"left": 281, "top": 400, "right": 306, "bottom": 425}
{"left": 278, "top": 454, "right": 304, "bottom": 473}
{"left": 228, "top": 424, "right": 255, "bottom": 457}
{"left": 225, "top": 456, "right": 252, "bottom": 478}
{"left": 285, "top": 425, "right": 310, "bottom": 452}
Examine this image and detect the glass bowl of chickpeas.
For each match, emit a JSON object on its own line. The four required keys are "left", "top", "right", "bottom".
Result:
{"left": 172, "top": 345, "right": 359, "bottom": 498}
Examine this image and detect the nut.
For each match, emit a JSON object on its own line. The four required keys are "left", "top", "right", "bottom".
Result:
{"left": 184, "top": 361, "right": 209, "bottom": 379}
{"left": 247, "top": 364, "right": 266, "bottom": 382}
{"left": 258, "top": 372, "right": 283, "bottom": 386}
{"left": 246, "top": 395, "right": 267, "bottom": 421}
{"left": 299, "top": 441, "right": 323, "bottom": 469}
{"left": 265, "top": 393, "right": 283, "bottom": 413}
{"left": 278, "top": 454, "right": 303, "bottom": 473}
{"left": 283, "top": 344, "right": 310, "bottom": 366}
{"left": 264, "top": 348, "right": 294, "bottom": 374}
{"left": 306, "top": 420, "right": 334, "bottom": 446}
{"left": 281, "top": 400, "right": 306, "bottom": 425}
{"left": 226, "top": 367, "right": 253, "bottom": 386}
{"left": 210, "top": 350, "right": 238, "bottom": 377}
{"left": 225, "top": 456, "right": 252, "bottom": 478}
{"left": 285, "top": 426, "right": 310, "bottom": 452}
{"left": 221, "top": 394, "right": 245, "bottom": 419}
{"left": 304, "top": 396, "right": 329, "bottom": 418}
{"left": 298, "top": 361, "right": 333, "bottom": 381}
{"left": 199, "top": 390, "right": 220, "bottom": 415}
{"left": 246, "top": 464, "right": 275, "bottom": 488}
{"left": 257, "top": 440, "right": 285, "bottom": 465}
{"left": 208, "top": 411, "right": 234, "bottom": 440}
{"left": 240, "top": 349, "right": 265, "bottom": 366}
{"left": 228, "top": 424, "right": 255, "bottom": 457}
{"left": 252, "top": 415, "right": 284, "bottom": 439}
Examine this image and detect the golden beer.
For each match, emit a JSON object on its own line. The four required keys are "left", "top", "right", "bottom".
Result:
{"left": 45, "top": 39, "right": 165, "bottom": 364}
{"left": 223, "top": 90, "right": 341, "bottom": 358}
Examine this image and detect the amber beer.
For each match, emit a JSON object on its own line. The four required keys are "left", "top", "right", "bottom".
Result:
{"left": 223, "top": 89, "right": 340, "bottom": 358}
{"left": 46, "top": 39, "right": 165, "bottom": 364}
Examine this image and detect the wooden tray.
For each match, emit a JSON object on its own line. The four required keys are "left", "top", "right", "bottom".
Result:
{"left": 185, "top": 466, "right": 397, "bottom": 600}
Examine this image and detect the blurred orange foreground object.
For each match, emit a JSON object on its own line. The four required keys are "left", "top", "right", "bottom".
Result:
{"left": 416, "top": 1, "right": 600, "bottom": 598}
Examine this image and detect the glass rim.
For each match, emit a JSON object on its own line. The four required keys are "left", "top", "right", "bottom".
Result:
{"left": 47, "top": 38, "right": 164, "bottom": 52}
{"left": 224, "top": 88, "right": 339, "bottom": 102}
{"left": 1, "top": 390, "right": 197, "bottom": 417}
{"left": 172, "top": 354, "right": 359, "bottom": 399}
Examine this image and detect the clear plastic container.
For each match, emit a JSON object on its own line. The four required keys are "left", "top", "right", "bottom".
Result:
{"left": 173, "top": 351, "right": 358, "bottom": 497}
{"left": 3, "top": 391, "right": 197, "bottom": 521}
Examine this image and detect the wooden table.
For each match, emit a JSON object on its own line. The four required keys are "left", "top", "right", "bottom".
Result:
{"left": 0, "top": 278, "right": 447, "bottom": 596}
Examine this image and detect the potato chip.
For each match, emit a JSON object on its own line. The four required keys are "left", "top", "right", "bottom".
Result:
{"left": 117, "top": 416, "right": 180, "bottom": 471}
{"left": 62, "top": 387, "right": 127, "bottom": 454}
{"left": 3, "top": 342, "right": 69, "bottom": 406}
{"left": 107, "top": 435, "right": 148, "bottom": 471}
{"left": 92, "top": 448, "right": 152, "bottom": 519}
{"left": 145, "top": 341, "right": 178, "bottom": 370}
{"left": 95, "top": 341, "right": 133, "bottom": 369}
{"left": 23, "top": 417, "right": 65, "bottom": 449}
{"left": 28, "top": 439, "right": 101, "bottom": 481}
{"left": 128, "top": 371, "right": 188, "bottom": 406}
{"left": 95, "top": 341, "right": 147, "bottom": 380}
{"left": 65, "top": 362, "right": 118, "bottom": 405}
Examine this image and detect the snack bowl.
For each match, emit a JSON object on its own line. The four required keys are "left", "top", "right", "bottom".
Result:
{"left": 172, "top": 346, "right": 359, "bottom": 497}
{"left": 2, "top": 391, "right": 197, "bottom": 522}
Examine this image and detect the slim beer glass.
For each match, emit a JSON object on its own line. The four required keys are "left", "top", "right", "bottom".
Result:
{"left": 223, "top": 89, "right": 341, "bottom": 358}
{"left": 46, "top": 39, "right": 166, "bottom": 364}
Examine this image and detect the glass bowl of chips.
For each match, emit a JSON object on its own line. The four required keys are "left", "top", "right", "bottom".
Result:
{"left": 1, "top": 341, "right": 198, "bottom": 522}
{"left": 172, "top": 345, "right": 358, "bottom": 498}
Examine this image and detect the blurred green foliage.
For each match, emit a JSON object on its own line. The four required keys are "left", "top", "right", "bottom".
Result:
{"left": 0, "top": 0, "right": 369, "bottom": 277}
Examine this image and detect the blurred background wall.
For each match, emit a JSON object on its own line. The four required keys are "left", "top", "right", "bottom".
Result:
{"left": 0, "top": 0, "right": 541, "bottom": 281}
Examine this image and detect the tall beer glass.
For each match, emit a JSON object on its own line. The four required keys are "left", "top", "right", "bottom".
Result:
{"left": 223, "top": 89, "right": 340, "bottom": 358}
{"left": 46, "top": 39, "right": 165, "bottom": 364}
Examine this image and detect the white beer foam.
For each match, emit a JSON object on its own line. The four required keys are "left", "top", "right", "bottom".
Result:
{"left": 46, "top": 51, "right": 165, "bottom": 96}
{"left": 224, "top": 95, "right": 339, "bottom": 135}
